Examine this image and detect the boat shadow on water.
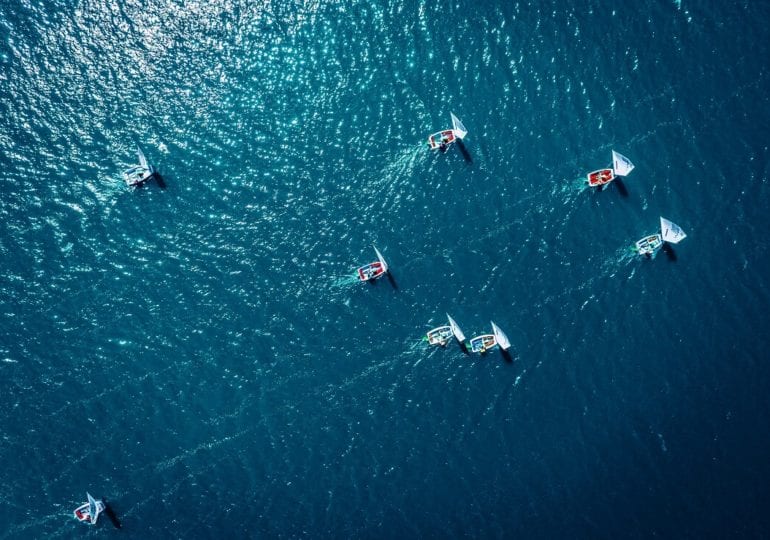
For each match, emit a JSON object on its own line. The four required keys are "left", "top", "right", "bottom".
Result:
{"left": 501, "top": 349, "right": 514, "bottom": 363}
{"left": 662, "top": 243, "right": 677, "bottom": 261}
{"left": 365, "top": 272, "right": 399, "bottom": 290}
{"left": 595, "top": 177, "right": 628, "bottom": 197}
{"left": 153, "top": 172, "right": 167, "bottom": 189}
{"left": 612, "top": 177, "right": 629, "bottom": 197}
{"left": 103, "top": 500, "right": 122, "bottom": 529}
{"left": 456, "top": 139, "right": 472, "bottom": 163}
{"left": 133, "top": 172, "right": 166, "bottom": 190}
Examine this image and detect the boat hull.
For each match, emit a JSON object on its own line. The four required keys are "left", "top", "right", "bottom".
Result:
{"left": 586, "top": 168, "right": 615, "bottom": 187}
{"left": 427, "top": 326, "right": 453, "bottom": 346}
{"left": 124, "top": 165, "right": 155, "bottom": 187}
{"left": 357, "top": 262, "right": 386, "bottom": 281}
{"left": 428, "top": 130, "right": 456, "bottom": 150}
{"left": 73, "top": 501, "right": 105, "bottom": 525}
{"left": 468, "top": 334, "right": 497, "bottom": 353}
{"left": 634, "top": 234, "right": 663, "bottom": 256}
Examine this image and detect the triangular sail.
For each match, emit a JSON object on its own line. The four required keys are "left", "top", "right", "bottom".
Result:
{"left": 660, "top": 216, "right": 687, "bottom": 244}
{"left": 612, "top": 150, "right": 634, "bottom": 176}
{"left": 491, "top": 321, "right": 511, "bottom": 351}
{"left": 137, "top": 146, "right": 148, "bottom": 170}
{"left": 86, "top": 493, "right": 101, "bottom": 524}
{"left": 450, "top": 113, "right": 467, "bottom": 139}
{"left": 446, "top": 313, "right": 465, "bottom": 342}
{"left": 373, "top": 245, "right": 388, "bottom": 273}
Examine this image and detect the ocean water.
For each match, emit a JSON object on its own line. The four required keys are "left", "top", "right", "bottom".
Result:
{"left": 2, "top": 0, "right": 770, "bottom": 537}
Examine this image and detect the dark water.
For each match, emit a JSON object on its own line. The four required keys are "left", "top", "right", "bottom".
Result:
{"left": 2, "top": 0, "right": 770, "bottom": 537}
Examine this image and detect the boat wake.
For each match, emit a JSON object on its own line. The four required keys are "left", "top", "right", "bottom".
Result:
{"left": 602, "top": 245, "right": 643, "bottom": 281}
{"left": 379, "top": 144, "right": 428, "bottom": 186}
{"left": 331, "top": 274, "right": 360, "bottom": 288}
{"left": 550, "top": 177, "right": 590, "bottom": 210}
{"left": 406, "top": 337, "right": 438, "bottom": 367}
{"left": 568, "top": 176, "right": 590, "bottom": 193}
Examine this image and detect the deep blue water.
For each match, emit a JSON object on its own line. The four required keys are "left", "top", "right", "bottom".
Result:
{"left": 2, "top": 0, "right": 770, "bottom": 537}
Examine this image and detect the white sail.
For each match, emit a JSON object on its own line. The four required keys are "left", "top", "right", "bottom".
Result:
{"left": 450, "top": 113, "right": 467, "bottom": 140}
{"left": 446, "top": 313, "right": 465, "bottom": 342}
{"left": 137, "top": 146, "right": 149, "bottom": 170}
{"left": 86, "top": 493, "right": 102, "bottom": 524}
{"left": 373, "top": 245, "right": 388, "bottom": 273}
{"left": 491, "top": 321, "right": 511, "bottom": 351}
{"left": 611, "top": 150, "right": 635, "bottom": 176}
{"left": 660, "top": 216, "right": 687, "bottom": 244}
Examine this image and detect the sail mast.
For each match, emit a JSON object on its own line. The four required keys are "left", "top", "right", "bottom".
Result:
{"left": 373, "top": 245, "right": 388, "bottom": 273}
{"left": 491, "top": 321, "right": 511, "bottom": 350}
{"left": 450, "top": 113, "right": 467, "bottom": 140}
{"left": 446, "top": 313, "right": 466, "bottom": 342}
{"left": 137, "top": 146, "right": 148, "bottom": 170}
{"left": 86, "top": 493, "right": 101, "bottom": 524}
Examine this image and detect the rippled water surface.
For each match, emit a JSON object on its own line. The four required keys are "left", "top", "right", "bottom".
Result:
{"left": 2, "top": 0, "right": 770, "bottom": 537}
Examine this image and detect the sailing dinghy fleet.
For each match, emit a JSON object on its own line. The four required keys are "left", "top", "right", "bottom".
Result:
{"left": 427, "top": 314, "right": 512, "bottom": 355}
{"left": 121, "top": 116, "right": 687, "bottom": 372}
{"left": 582, "top": 150, "right": 688, "bottom": 256}
{"left": 354, "top": 138, "right": 687, "bottom": 361}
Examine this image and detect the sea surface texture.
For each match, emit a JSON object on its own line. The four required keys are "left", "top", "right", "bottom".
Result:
{"left": 1, "top": 0, "right": 770, "bottom": 538}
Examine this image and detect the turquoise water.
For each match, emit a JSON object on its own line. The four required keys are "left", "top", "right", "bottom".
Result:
{"left": 2, "top": 0, "right": 770, "bottom": 537}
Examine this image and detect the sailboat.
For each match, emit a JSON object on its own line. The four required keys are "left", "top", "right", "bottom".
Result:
{"left": 446, "top": 313, "right": 466, "bottom": 345}
{"left": 123, "top": 146, "right": 156, "bottom": 187}
{"left": 427, "top": 113, "right": 468, "bottom": 151}
{"left": 426, "top": 325, "right": 453, "bottom": 346}
{"left": 73, "top": 493, "right": 105, "bottom": 525}
{"left": 586, "top": 150, "right": 634, "bottom": 187}
{"left": 634, "top": 216, "right": 687, "bottom": 256}
{"left": 357, "top": 245, "right": 389, "bottom": 282}
{"left": 466, "top": 321, "right": 512, "bottom": 354}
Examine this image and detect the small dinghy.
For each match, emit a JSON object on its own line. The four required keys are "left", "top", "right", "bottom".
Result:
{"left": 586, "top": 150, "right": 634, "bottom": 187}
{"left": 468, "top": 334, "right": 497, "bottom": 353}
{"left": 426, "top": 325, "right": 453, "bottom": 346}
{"left": 123, "top": 146, "right": 156, "bottom": 187}
{"left": 74, "top": 493, "right": 104, "bottom": 525}
{"left": 357, "top": 245, "right": 389, "bottom": 282}
{"left": 634, "top": 216, "right": 687, "bottom": 256}
{"left": 427, "top": 113, "right": 468, "bottom": 151}
{"left": 465, "top": 322, "right": 512, "bottom": 354}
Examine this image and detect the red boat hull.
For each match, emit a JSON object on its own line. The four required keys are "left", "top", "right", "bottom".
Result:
{"left": 358, "top": 262, "right": 385, "bottom": 281}
{"left": 587, "top": 168, "right": 615, "bottom": 187}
